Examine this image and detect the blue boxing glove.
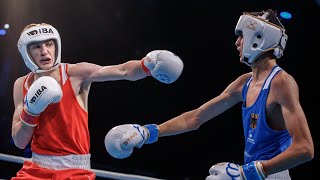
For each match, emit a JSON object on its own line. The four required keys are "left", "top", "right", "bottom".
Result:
{"left": 206, "top": 161, "right": 267, "bottom": 180}
{"left": 104, "top": 124, "right": 159, "bottom": 159}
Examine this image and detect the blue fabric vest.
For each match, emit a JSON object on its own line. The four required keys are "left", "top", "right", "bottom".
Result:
{"left": 242, "top": 65, "right": 292, "bottom": 164}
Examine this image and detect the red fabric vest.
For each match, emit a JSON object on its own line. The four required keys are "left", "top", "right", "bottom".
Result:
{"left": 23, "top": 63, "right": 90, "bottom": 155}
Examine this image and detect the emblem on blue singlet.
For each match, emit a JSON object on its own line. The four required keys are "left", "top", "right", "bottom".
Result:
{"left": 250, "top": 113, "right": 258, "bottom": 129}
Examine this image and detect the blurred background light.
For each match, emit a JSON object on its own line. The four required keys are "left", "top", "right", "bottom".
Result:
{"left": 4, "top": 24, "right": 10, "bottom": 29}
{"left": 280, "top": 11, "right": 292, "bottom": 19}
{"left": 0, "top": 29, "right": 7, "bottom": 36}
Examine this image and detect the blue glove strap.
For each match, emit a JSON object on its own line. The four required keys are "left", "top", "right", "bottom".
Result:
{"left": 144, "top": 124, "right": 159, "bottom": 144}
{"left": 242, "top": 161, "right": 262, "bottom": 180}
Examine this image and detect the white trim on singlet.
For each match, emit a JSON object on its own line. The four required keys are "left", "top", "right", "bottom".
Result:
{"left": 263, "top": 66, "right": 282, "bottom": 90}
{"left": 246, "top": 76, "right": 253, "bottom": 87}
{"left": 61, "top": 63, "right": 68, "bottom": 85}
{"left": 24, "top": 73, "right": 32, "bottom": 90}
{"left": 23, "top": 64, "right": 68, "bottom": 90}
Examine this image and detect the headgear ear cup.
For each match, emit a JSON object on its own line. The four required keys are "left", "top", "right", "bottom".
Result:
{"left": 274, "top": 33, "right": 288, "bottom": 58}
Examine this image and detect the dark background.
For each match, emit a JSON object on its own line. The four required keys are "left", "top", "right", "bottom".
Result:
{"left": 0, "top": 0, "right": 318, "bottom": 179}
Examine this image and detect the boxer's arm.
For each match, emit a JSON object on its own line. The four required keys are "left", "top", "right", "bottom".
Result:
{"left": 68, "top": 50, "right": 183, "bottom": 84}
{"left": 11, "top": 77, "right": 34, "bottom": 149}
{"left": 260, "top": 72, "right": 314, "bottom": 176}
{"left": 104, "top": 75, "right": 248, "bottom": 159}
{"left": 104, "top": 74, "right": 244, "bottom": 158}
{"left": 158, "top": 73, "right": 249, "bottom": 137}
{"left": 12, "top": 76, "right": 63, "bottom": 149}
{"left": 68, "top": 60, "right": 148, "bottom": 83}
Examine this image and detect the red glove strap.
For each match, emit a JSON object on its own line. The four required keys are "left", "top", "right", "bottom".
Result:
{"left": 20, "top": 108, "right": 39, "bottom": 127}
{"left": 141, "top": 59, "right": 151, "bottom": 76}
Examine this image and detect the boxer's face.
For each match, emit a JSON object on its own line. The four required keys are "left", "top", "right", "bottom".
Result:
{"left": 235, "top": 35, "right": 244, "bottom": 63}
{"left": 28, "top": 39, "right": 56, "bottom": 70}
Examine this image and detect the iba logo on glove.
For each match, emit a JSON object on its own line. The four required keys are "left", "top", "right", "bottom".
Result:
{"left": 29, "top": 86, "right": 48, "bottom": 104}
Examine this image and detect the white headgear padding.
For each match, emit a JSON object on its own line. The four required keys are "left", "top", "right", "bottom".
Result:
{"left": 235, "top": 14, "right": 288, "bottom": 66}
{"left": 17, "top": 24, "right": 61, "bottom": 73}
